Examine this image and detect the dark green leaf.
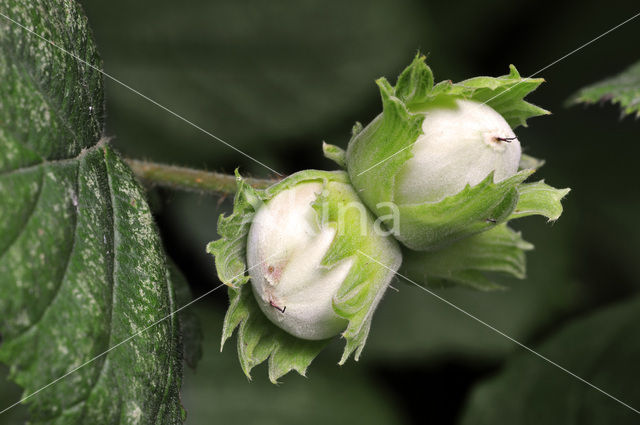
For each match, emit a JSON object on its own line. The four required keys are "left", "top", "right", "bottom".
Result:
{"left": 0, "top": 1, "right": 184, "bottom": 422}
{"left": 461, "top": 296, "right": 640, "bottom": 424}
{"left": 568, "top": 60, "right": 640, "bottom": 118}
{"left": 170, "top": 263, "right": 203, "bottom": 370}
{"left": 0, "top": 365, "right": 28, "bottom": 424}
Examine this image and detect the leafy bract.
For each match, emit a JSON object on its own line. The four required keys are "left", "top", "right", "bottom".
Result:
{"left": 398, "top": 54, "right": 549, "bottom": 127}
{"left": 346, "top": 53, "right": 559, "bottom": 250}
{"left": 0, "top": 1, "right": 184, "bottom": 422}
{"left": 568, "top": 60, "right": 640, "bottom": 118}
{"left": 401, "top": 224, "right": 533, "bottom": 291}
{"left": 396, "top": 170, "right": 533, "bottom": 250}
{"left": 366, "top": 218, "right": 579, "bottom": 364}
{"left": 207, "top": 170, "right": 401, "bottom": 382}
{"left": 510, "top": 180, "right": 570, "bottom": 221}
{"left": 398, "top": 181, "right": 568, "bottom": 289}
{"left": 461, "top": 295, "right": 640, "bottom": 424}
{"left": 220, "top": 284, "right": 327, "bottom": 383}
{"left": 321, "top": 142, "right": 347, "bottom": 169}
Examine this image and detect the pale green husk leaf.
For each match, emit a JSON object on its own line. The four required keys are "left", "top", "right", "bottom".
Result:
{"left": 509, "top": 181, "right": 570, "bottom": 221}
{"left": 396, "top": 170, "right": 533, "bottom": 251}
{"left": 207, "top": 171, "right": 261, "bottom": 288}
{"left": 401, "top": 224, "right": 533, "bottom": 291}
{"left": 322, "top": 142, "right": 347, "bottom": 169}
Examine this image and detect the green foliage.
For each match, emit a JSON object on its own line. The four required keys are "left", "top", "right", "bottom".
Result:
{"left": 461, "top": 296, "right": 640, "bottom": 424}
{"left": 569, "top": 60, "right": 640, "bottom": 118}
{"left": 0, "top": 365, "right": 28, "bottom": 424}
{"left": 0, "top": 0, "right": 184, "bottom": 422}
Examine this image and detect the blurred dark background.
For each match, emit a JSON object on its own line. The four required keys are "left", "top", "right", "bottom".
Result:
{"left": 2, "top": 0, "right": 640, "bottom": 423}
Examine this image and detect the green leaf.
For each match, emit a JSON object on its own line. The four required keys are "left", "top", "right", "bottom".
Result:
{"left": 509, "top": 180, "right": 571, "bottom": 221}
{"left": 402, "top": 224, "right": 533, "bottom": 291}
{"left": 345, "top": 77, "right": 424, "bottom": 243}
{"left": 461, "top": 295, "right": 640, "bottom": 424}
{"left": 170, "top": 263, "right": 203, "bottom": 370}
{"left": 0, "top": 365, "right": 28, "bottom": 425}
{"left": 568, "top": 60, "right": 640, "bottom": 118}
{"left": 0, "top": 1, "right": 184, "bottom": 422}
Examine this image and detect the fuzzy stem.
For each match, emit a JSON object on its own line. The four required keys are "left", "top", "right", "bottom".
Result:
{"left": 125, "top": 159, "right": 277, "bottom": 194}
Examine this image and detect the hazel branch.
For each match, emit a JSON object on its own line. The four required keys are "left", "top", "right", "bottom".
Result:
{"left": 125, "top": 158, "right": 277, "bottom": 195}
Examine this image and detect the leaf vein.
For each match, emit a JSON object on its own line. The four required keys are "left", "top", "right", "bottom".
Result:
{"left": 0, "top": 169, "right": 45, "bottom": 260}
{"left": 12, "top": 163, "right": 80, "bottom": 337}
